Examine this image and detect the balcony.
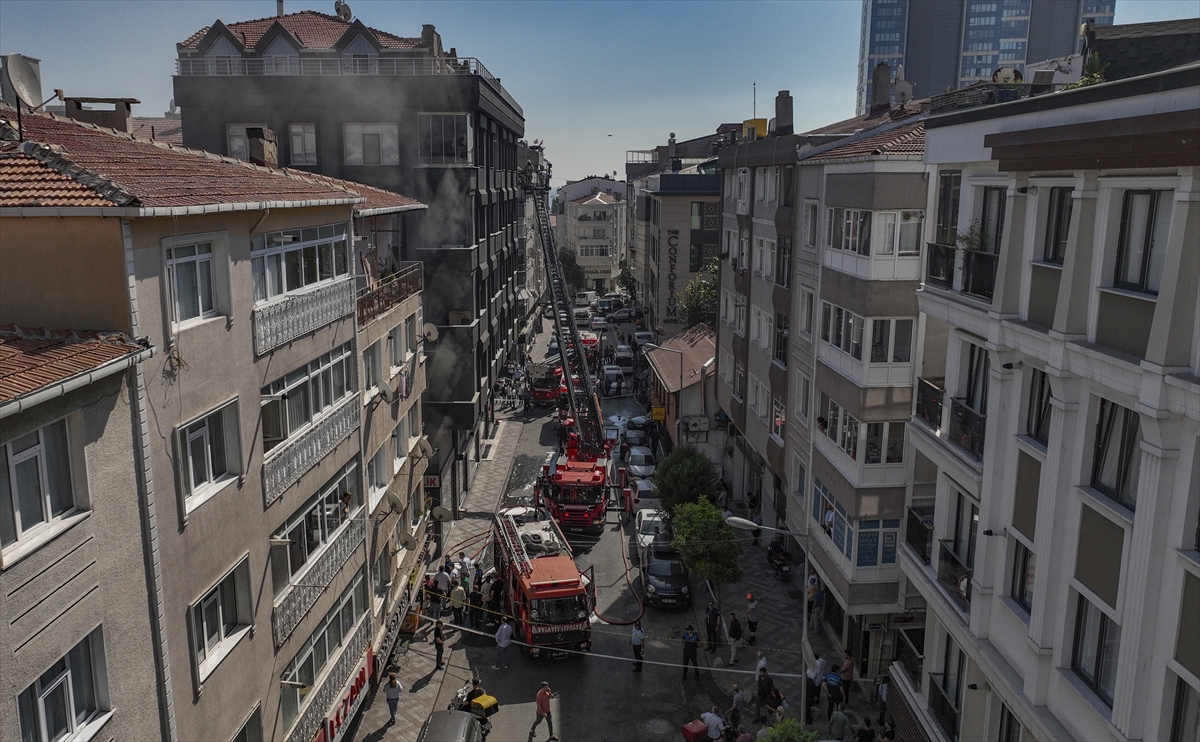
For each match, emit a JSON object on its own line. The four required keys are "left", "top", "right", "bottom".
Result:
{"left": 262, "top": 396, "right": 360, "bottom": 506}
{"left": 286, "top": 613, "right": 371, "bottom": 742}
{"left": 906, "top": 507, "right": 935, "bottom": 566}
{"left": 357, "top": 262, "right": 422, "bottom": 326}
{"left": 253, "top": 278, "right": 355, "bottom": 355}
{"left": 927, "top": 674, "right": 961, "bottom": 741}
{"left": 916, "top": 378, "right": 945, "bottom": 430}
{"left": 937, "top": 540, "right": 973, "bottom": 613}
{"left": 960, "top": 250, "right": 998, "bottom": 301}
{"left": 894, "top": 628, "right": 925, "bottom": 687}
{"left": 926, "top": 242, "right": 956, "bottom": 290}
{"left": 273, "top": 516, "right": 367, "bottom": 647}
{"left": 947, "top": 398, "right": 986, "bottom": 461}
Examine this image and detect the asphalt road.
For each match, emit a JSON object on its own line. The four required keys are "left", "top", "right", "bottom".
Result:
{"left": 430, "top": 321, "right": 735, "bottom": 742}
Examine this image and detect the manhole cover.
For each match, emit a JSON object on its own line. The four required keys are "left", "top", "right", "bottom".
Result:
{"left": 639, "top": 718, "right": 673, "bottom": 735}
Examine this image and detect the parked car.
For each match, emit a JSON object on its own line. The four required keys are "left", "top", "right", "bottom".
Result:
{"left": 606, "top": 308, "right": 635, "bottom": 324}
{"left": 635, "top": 509, "right": 666, "bottom": 561}
{"left": 573, "top": 308, "right": 591, "bottom": 327}
{"left": 629, "top": 478, "right": 661, "bottom": 512}
{"left": 602, "top": 365, "right": 625, "bottom": 396}
{"left": 542, "top": 304, "right": 555, "bottom": 319}
{"left": 624, "top": 415, "right": 651, "bottom": 447}
{"left": 591, "top": 315, "right": 608, "bottom": 331}
{"left": 416, "top": 710, "right": 484, "bottom": 742}
{"left": 642, "top": 545, "right": 691, "bottom": 607}
{"left": 625, "top": 445, "right": 656, "bottom": 479}
{"left": 614, "top": 344, "right": 634, "bottom": 371}
{"left": 596, "top": 298, "right": 614, "bottom": 315}
{"left": 633, "top": 330, "right": 654, "bottom": 345}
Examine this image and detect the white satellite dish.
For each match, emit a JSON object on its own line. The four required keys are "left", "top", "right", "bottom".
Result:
{"left": 422, "top": 323, "right": 440, "bottom": 343}
{"left": 396, "top": 530, "right": 419, "bottom": 551}
{"left": 417, "top": 437, "right": 434, "bottom": 458}
{"left": 385, "top": 490, "right": 405, "bottom": 513}
{"left": 893, "top": 80, "right": 914, "bottom": 105}
{"left": 992, "top": 67, "right": 1023, "bottom": 84}
{"left": 378, "top": 378, "right": 396, "bottom": 404}
{"left": 335, "top": 0, "right": 352, "bottom": 20}
{"left": 431, "top": 505, "right": 453, "bottom": 522}
{"left": 3, "top": 54, "right": 41, "bottom": 108}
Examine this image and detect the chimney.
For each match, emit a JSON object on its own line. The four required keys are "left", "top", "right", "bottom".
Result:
{"left": 774, "top": 90, "right": 793, "bottom": 135}
{"left": 276, "top": 0, "right": 284, "bottom": 16}
{"left": 246, "top": 127, "right": 279, "bottom": 167}
{"left": 667, "top": 132, "right": 677, "bottom": 160}
{"left": 871, "top": 61, "right": 892, "bottom": 113}
{"left": 63, "top": 97, "right": 137, "bottom": 133}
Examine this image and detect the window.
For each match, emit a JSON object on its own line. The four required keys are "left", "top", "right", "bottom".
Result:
{"left": 771, "top": 392, "right": 786, "bottom": 438}
{"left": 363, "top": 342, "right": 382, "bottom": 392}
{"left": 998, "top": 704, "right": 1029, "bottom": 742}
{"left": 1043, "top": 187, "right": 1072, "bottom": 262}
{"left": 1091, "top": 398, "right": 1141, "bottom": 508}
{"left": 192, "top": 560, "right": 252, "bottom": 678}
{"left": 749, "top": 376, "right": 764, "bottom": 417}
{"left": 799, "top": 288, "right": 814, "bottom": 335}
{"left": 766, "top": 167, "right": 779, "bottom": 203}
{"left": 17, "top": 627, "right": 107, "bottom": 742}
{"left": 821, "top": 302, "right": 864, "bottom": 360}
{"left": 1010, "top": 540, "right": 1035, "bottom": 613}
{"left": 390, "top": 323, "right": 406, "bottom": 369}
{"left": 166, "top": 241, "right": 215, "bottom": 325}
{"left": 824, "top": 397, "right": 860, "bottom": 460}
{"left": 690, "top": 201, "right": 719, "bottom": 230}
{"left": 1072, "top": 593, "right": 1121, "bottom": 706}
{"left": 392, "top": 419, "right": 409, "bottom": 474}
{"left": 344, "top": 123, "right": 399, "bottom": 165}
{"left": 418, "top": 114, "right": 472, "bottom": 166}
{"left": 1026, "top": 368, "right": 1052, "bottom": 444}
{"left": 718, "top": 348, "right": 733, "bottom": 384}
{"left": 825, "top": 208, "right": 872, "bottom": 255}
{"left": 226, "top": 123, "right": 267, "bottom": 161}
{"left": 980, "top": 186, "right": 1007, "bottom": 253}
{"left": 689, "top": 245, "right": 703, "bottom": 273}
{"left": 367, "top": 444, "right": 390, "bottom": 512}
{"left": 270, "top": 463, "right": 360, "bottom": 597}
{"left": 964, "top": 343, "right": 990, "bottom": 414}
{"left": 373, "top": 547, "right": 392, "bottom": 611}
{"left": 280, "top": 570, "right": 368, "bottom": 729}
{"left": 251, "top": 223, "right": 350, "bottom": 303}
{"left": 874, "top": 210, "right": 924, "bottom": 255}
{"left": 804, "top": 203, "right": 819, "bottom": 247}
{"left": 869, "top": 318, "right": 914, "bottom": 363}
{"left": 775, "top": 237, "right": 791, "bottom": 287}
{"left": 260, "top": 343, "right": 355, "bottom": 453}
{"left": 856, "top": 518, "right": 901, "bottom": 567}
{"left": 1, "top": 419, "right": 76, "bottom": 551}
{"left": 750, "top": 307, "right": 764, "bottom": 346}
{"left": 405, "top": 314, "right": 418, "bottom": 357}
{"left": 1114, "top": 190, "right": 1171, "bottom": 293}
{"left": 936, "top": 171, "right": 962, "bottom": 244}
{"left": 734, "top": 294, "right": 746, "bottom": 335}
{"left": 289, "top": 123, "right": 317, "bottom": 165}
{"left": 753, "top": 238, "right": 766, "bottom": 274}
{"left": 865, "top": 422, "right": 905, "bottom": 464}
{"left": 231, "top": 708, "right": 263, "bottom": 742}
{"left": 178, "top": 402, "right": 239, "bottom": 509}
{"left": 794, "top": 371, "right": 810, "bottom": 421}
{"left": 1171, "top": 677, "right": 1200, "bottom": 742}
{"left": 733, "top": 363, "right": 746, "bottom": 400}
{"left": 755, "top": 168, "right": 767, "bottom": 202}
{"left": 592, "top": 228, "right": 606, "bottom": 239}
{"left": 774, "top": 314, "right": 789, "bottom": 366}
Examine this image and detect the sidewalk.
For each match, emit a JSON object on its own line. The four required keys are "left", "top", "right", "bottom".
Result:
{"left": 349, "top": 418, "right": 525, "bottom": 741}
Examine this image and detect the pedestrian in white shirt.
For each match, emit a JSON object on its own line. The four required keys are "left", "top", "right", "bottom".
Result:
{"left": 755, "top": 651, "right": 768, "bottom": 674}
{"left": 493, "top": 617, "right": 514, "bottom": 669}
{"left": 701, "top": 706, "right": 725, "bottom": 740}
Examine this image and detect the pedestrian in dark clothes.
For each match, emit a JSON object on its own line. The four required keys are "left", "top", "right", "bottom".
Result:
{"left": 754, "top": 668, "right": 775, "bottom": 723}
{"left": 487, "top": 578, "right": 504, "bottom": 625}
{"left": 630, "top": 620, "right": 645, "bottom": 672}
{"left": 681, "top": 625, "right": 701, "bottom": 679}
{"left": 433, "top": 620, "right": 446, "bottom": 668}
{"left": 704, "top": 602, "right": 721, "bottom": 654}
{"left": 727, "top": 612, "right": 744, "bottom": 665}
{"left": 468, "top": 585, "right": 484, "bottom": 629}
{"left": 824, "top": 673, "right": 843, "bottom": 722}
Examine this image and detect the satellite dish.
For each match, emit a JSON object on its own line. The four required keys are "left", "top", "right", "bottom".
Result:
{"left": 417, "top": 437, "right": 434, "bottom": 458}
{"left": 334, "top": 0, "right": 352, "bottom": 20}
{"left": 431, "top": 505, "right": 453, "bottom": 522}
{"left": 422, "top": 323, "right": 440, "bottom": 342}
{"left": 385, "top": 490, "right": 405, "bottom": 512}
{"left": 3, "top": 54, "right": 41, "bottom": 108}
{"left": 992, "top": 67, "right": 1023, "bottom": 84}
{"left": 893, "top": 80, "right": 914, "bottom": 105}
{"left": 397, "top": 530, "right": 419, "bottom": 551}
{"left": 378, "top": 378, "right": 396, "bottom": 404}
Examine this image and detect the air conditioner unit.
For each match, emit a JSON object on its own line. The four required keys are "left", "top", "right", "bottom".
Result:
{"left": 687, "top": 418, "right": 703, "bottom": 432}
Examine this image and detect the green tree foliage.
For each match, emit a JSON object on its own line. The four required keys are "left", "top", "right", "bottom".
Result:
{"left": 764, "top": 718, "right": 820, "bottom": 742}
{"left": 1063, "top": 52, "right": 1107, "bottom": 90}
{"left": 670, "top": 500, "right": 743, "bottom": 594}
{"left": 653, "top": 443, "right": 721, "bottom": 512}
{"left": 677, "top": 257, "right": 719, "bottom": 328}
{"left": 559, "top": 249, "right": 587, "bottom": 292}
{"left": 616, "top": 260, "right": 637, "bottom": 297}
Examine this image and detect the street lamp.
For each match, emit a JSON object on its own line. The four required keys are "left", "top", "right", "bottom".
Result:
{"left": 643, "top": 342, "right": 684, "bottom": 446}
{"left": 726, "top": 514, "right": 814, "bottom": 727}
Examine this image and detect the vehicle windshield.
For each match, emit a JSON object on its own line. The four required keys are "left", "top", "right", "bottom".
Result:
{"left": 530, "top": 595, "right": 588, "bottom": 624}
{"left": 530, "top": 376, "right": 558, "bottom": 390}
{"left": 639, "top": 518, "right": 661, "bottom": 535}
{"left": 629, "top": 454, "right": 653, "bottom": 467}
{"left": 553, "top": 485, "right": 603, "bottom": 505}
{"left": 646, "top": 558, "right": 685, "bottom": 577}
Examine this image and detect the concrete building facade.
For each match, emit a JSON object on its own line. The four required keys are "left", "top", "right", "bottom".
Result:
{"left": 553, "top": 176, "right": 626, "bottom": 295}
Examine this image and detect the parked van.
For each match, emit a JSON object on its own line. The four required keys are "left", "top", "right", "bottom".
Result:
{"left": 575, "top": 290, "right": 598, "bottom": 307}
{"left": 596, "top": 298, "right": 613, "bottom": 315}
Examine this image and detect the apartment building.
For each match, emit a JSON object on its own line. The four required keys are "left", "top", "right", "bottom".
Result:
{"left": 0, "top": 108, "right": 428, "bottom": 742}
{"left": 0, "top": 328, "right": 159, "bottom": 742}
{"left": 173, "top": 9, "right": 525, "bottom": 516}
{"left": 553, "top": 176, "right": 626, "bottom": 294}
{"left": 891, "top": 62, "right": 1200, "bottom": 742}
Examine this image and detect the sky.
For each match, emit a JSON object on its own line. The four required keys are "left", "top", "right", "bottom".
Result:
{"left": 2, "top": 0, "right": 1197, "bottom": 185}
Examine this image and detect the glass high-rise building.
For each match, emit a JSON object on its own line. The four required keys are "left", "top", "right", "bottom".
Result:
{"left": 856, "top": 0, "right": 1115, "bottom": 114}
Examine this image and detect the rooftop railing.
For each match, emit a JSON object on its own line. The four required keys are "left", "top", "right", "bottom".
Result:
{"left": 357, "top": 262, "right": 422, "bottom": 326}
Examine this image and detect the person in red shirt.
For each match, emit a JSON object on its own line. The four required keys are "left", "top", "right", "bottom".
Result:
{"left": 530, "top": 681, "right": 557, "bottom": 741}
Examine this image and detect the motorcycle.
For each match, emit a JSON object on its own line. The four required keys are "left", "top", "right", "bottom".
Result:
{"left": 767, "top": 539, "right": 793, "bottom": 580}
{"left": 448, "top": 678, "right": 494, "bottom": 739}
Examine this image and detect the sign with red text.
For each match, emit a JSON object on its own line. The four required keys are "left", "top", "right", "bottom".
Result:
{"left": 325, "top": 647, "right": 374, "bottom": 742}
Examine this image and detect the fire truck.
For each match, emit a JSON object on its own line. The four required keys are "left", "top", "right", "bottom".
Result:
{"left": 526, "top": 363, "right": 560, "bottom": 405}
{"left": 492, "top": 506, "right": 594, "bottom": 658}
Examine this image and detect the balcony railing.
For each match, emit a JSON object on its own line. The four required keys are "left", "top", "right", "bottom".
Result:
{"left": 357, "top": 262, "right": 423, "bottom": 326}
{"left": 262, "top": 395, "right": 360, "bottom": 506}
{"left": 894, "top": 629, "right": 925, "bottom": 687}
{"left": 937, "top": 540, "right": 973, "bottom": 613}
{"left": 926, "top": 242, "right": 956, "bottom": 289}
{"left": 286, "top": 613, "right": 371, "bottom": 742}
{"left": 948, "top": 398, "right": 986, "bottom": 461}
{"left": 253, "top": 278, "right": 355, "bottom": 355}
{"left": 927, "top": 674, "right": 961, "bottom": 741}
{"left": 273, "top": 515, "right": 367, "bottom": 647}
{"left": 916, "top": 378, "right": 945, "bottom": 430}
{"left": 177, "top": 55, "right": 521, "bottom": 116}
{"left": 906, "top": 507, "right": 935, "bottom": 566}
{"left": 960, "top": 250, "right": 999, "bottom": 301}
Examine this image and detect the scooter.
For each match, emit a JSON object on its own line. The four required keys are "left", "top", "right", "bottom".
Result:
{"left": 448, "top": 679, "right": 494, "bottom": 739}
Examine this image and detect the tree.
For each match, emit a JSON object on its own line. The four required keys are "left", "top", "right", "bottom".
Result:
{"left": 653, "top": 443, "right": 721, "bottom": 513}
{"left": 670, "top": 499, "right": 742, "bottom": 606}
{"left": 677, "top": 257, "right": 719, "bottom": 329}
{"left": 616, "top": 259, "right": 637, "bottom": 298}
{"left": 764, "top": 718, "right": 819, "bottom": 742}
{"left": 559, "top": 248, "right": 587, "bottom": 293}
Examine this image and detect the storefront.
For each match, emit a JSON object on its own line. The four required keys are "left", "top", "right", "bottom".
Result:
{"left": 316, "top": 646, "right": 373, "bottom": 742}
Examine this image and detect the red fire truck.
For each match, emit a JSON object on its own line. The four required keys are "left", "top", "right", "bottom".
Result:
{"left": 492, "top": 506, "right": 594, "bottom": 658}
{"left": 535, "top": 450, "right": 609, "bottom": 534}
{"left": 527, "top": 363, "right": 560, "bottom": 405}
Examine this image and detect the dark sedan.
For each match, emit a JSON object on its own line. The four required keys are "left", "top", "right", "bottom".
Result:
{"left": 643, "top": 546, "right": 691, "bottom": 607}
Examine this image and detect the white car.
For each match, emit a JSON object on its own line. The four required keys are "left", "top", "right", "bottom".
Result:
{"left": 629, "top": 479, "right": 661, "bottom": 512}
{"left": 634, "top": 330, "right": 654, "bottom": 345}
{"left": 635, "top": 509, "right": 667, "bottom": 562}
{"left": 591, "top": 315, "right": 608, "bottom": 331}
{"left": 625, "top": 446, "right": 656, "bottom": 479}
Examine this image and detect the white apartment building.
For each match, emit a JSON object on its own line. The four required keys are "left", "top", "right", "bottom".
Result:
{"left": 554, "top": 176, "right": 627, "bottom": 294}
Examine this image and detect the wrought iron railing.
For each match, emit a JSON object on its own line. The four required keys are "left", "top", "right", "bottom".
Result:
{"left": 916, "top": 378, "right": 945, "bottom": 430}
{"left": 926, "top": 242, "right": 956, "bottom": 289}
{"left": 285, "top": 614, "right": 371, "bottom": 742}
{"left": 253, "top": 278, "right": 355, "bottom": 355}
{"left": 906, "top": 507, "right": 935, "bottom": 566}
{"left": 273, "top": 516, "right": 367, "bottom": 646}
{"left": 927, "top": 673, "right": 961, "bottom": 741}
{"left": 937, "top": 540, "right": 973, "bottom": 613}
{"left": 948, "top": 398, "right": 986, "bottom": 461}
{"left": 357, "top": 262, "right": 422, "bottom": 326}
{"left": 262, "top": 396, "right": 360, "bottom": 506}
{"left": 961, "top": 250, "right": 999, "bottom": 301}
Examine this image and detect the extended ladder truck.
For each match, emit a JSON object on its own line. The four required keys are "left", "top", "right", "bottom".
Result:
{"left": 520, "top": 165, "right": 616, "bottom": 534}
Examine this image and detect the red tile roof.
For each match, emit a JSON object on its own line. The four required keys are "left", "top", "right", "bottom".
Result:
{"left": 801, "top": 101, "right": 926, "bottom": 136}
{"left": 806, "top": 121, "right": 925, "bottom": 161}
{"left": 131, "top": 116, "right": 184, "bottom": 145}
{"left": 181, "top": 10, "right": 420, "bottom": 51}
{"left": 289, "top": 169, "right": 424, "bottom": 215}
{"left": 0, "top": 326, "right": 147, "bottom": 404}
{"left": 0, "top": 152, "right": 115, "bottom": 208}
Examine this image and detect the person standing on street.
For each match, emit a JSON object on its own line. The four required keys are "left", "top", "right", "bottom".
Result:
{"left": 631, "top": 620, "right": 645, "bottom": 672}
{"left": 755, "top": 651, "right": 768, "bottom": 674}
{"left": 492, "top": 616, "right": 513, "bottom": 670}
{"left": 855, "top": 718, "right": 878, "bottom": 742}
{"left": 754, "top": 668, "right": 775, "bottom": 724}
{"left": 433, "top": 566, "right": 451, "bottom": 614}
{"left": 530, "top": 681, "right": 558, "bottom": 741}
{"left": 877, "top": 677, "right": 889, "bottom": 725}
{"left": 727, "top": 612, "right": 744, "bottom": 665}
{"left": 458, "top": 551, "right": 474, "bottom": 587}
{"left": 829, "top": 702, "right": 850, "bottom": 741}
{"left": 433, "top": 620, "right": 446, "bottom": 669}
{"left": 839, "top": 651, "right": 855, "bottom": 702}
{"left": 824, "top": 673, "right": 843, "bottom": 722}
{"left": 704, "top": 602, "right": 721, "bottom": 654}
{"left": 744, "top": 594, "right": 760, "bottom": 646}
{"left": 701, "top": 705, "right": 726, "bottom": 740}
{"left": 682, "top": 625, "right": 702, "bottom": 679}
{"left": 487, "top": 578, "right": 504, "bottom": 626}
{"left": 384, "top": 672, "right": 403, "bottom": 724}
{"left": 449, "top": 580, "right": 467, "bottom": 626}
{"left": 468, "top": 584, "right": 484, "bottom": 629}
{"left": 727, "top": 683, "right": 745, "bottom": 732}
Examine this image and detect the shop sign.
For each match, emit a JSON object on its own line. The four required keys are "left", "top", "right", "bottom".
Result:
{"left": 651, "top": 405, "right": 666, "bottom": 421}
{"left": 423, "top": 475, "right": 440, "bottom": 488}
{"left": 325, "top": 648, "right": 374, "bottom": 742}
{"left": 868, "top": 622, "right": 884, "bottom": 631}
